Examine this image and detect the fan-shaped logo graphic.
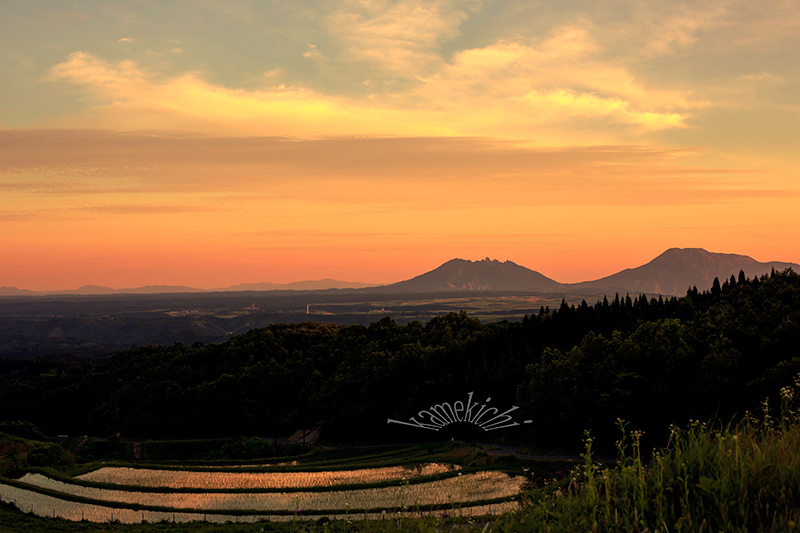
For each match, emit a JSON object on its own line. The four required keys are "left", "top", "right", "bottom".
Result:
{"left": 387, "top": 392, "right": 532, "bottom": 432}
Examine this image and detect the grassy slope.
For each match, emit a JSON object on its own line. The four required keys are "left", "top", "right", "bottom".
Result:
{"left": 498, "top": 409, "right": 800, "bottom": 531}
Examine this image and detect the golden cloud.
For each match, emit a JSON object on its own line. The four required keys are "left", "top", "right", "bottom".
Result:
{"left": 46, "top": 43, "right": 697, "bottom": 141}
{"left": 325, "top": 0, "right": 475, "bottom": 75}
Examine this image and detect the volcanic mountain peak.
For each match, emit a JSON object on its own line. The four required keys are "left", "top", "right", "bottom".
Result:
{"left": 572, "top": 247, "right": 799, "bottom": 295}
{"left": 656, "top": 247, "right": 754, "bottom": 264}
{"left": 383, "top": 257, "right": 560, "bottom": 292}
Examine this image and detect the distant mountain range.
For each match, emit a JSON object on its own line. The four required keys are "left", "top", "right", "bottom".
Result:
{"left": 2, "top": 248, "right": 797, "bottom": 297}
{"left": 377, "top": 248, "right": 798, "bottom": 296}
{"left": 0, "top": 279, "right": 376, "bottom": 297}
{"left": 221, "top": 279, "right": 376, "bottom": 291}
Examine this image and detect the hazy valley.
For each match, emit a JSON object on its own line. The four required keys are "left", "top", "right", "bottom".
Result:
{"left": 0, "top": 248, "right": 796, "bottom": 359}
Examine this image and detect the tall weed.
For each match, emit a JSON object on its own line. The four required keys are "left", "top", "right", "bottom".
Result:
{"left": 499, "top": 375, "right": 800, "bottom": 532}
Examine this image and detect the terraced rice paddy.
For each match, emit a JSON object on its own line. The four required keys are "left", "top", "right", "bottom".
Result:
{"left": 18, "top": 470, "right": 521, "bottom": 511}
{"left": 75, "top": 463, "right": 458, "bottom": 489}
{"left": 0, "top": 454, "right": 525, "bottom": 524}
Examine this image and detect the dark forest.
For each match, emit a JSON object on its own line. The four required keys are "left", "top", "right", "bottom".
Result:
{"left": 1, "top": 269, "right": 798, "bottom": 451}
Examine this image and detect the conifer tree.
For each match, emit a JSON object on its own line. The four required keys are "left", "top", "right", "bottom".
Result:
{"left": 711, "top": 276, "right": 721, "bottom": 296}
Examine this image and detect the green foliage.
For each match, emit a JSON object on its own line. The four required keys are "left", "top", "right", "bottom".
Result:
{"left": 518, "top": 269, "right": 800, "bottom": 447}
{"left": 141, "top": 438, "right": 239, "bottom": 462}
{"left": 497, "top": 387, "right": 800, "bottom": 532}
{"left": 0, "top": 432, "right": 73, "bottom": 477}
{"left": 0, "top": 421, "right": 45, "bottom": 441}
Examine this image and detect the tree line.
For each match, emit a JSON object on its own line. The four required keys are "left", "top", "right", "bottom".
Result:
{"left": 1, "top": 269, "right": 798, "bottom": 449}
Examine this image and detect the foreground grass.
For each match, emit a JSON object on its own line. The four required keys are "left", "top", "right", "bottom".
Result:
{"left": 501, "top": 406, "right": 800, "bottom": 531}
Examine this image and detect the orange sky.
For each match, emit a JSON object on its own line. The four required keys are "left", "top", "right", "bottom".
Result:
{"left": 1, "top": 1, "right": 799, "bottom": 290}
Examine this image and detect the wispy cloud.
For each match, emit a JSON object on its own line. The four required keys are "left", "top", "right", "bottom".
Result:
{"left": 325, "top": 0, "right": 478, "bottom": 76}
{"left": 302, "top": 44, "right": 325, "bottom": 60}
{"left": 0, "top": 130, "right": 777, "bottom": 208}
{"left": 400, "top": 26, "right": 707, "bottom": 136}
{"left": 76, "top": 204, "right": 210, "bottom": 214}
{"left": 45, "top": 52, "right": 446, "bottom": 137}
{"left": 740, "top": 72, "right": 786, "bottom": 84}
{"left": 65, "top": 11, "right": 91, "bottom": 21}
{"left": 44, "top": 43, "right": 699, "bottom": 141}
{"left": 639, "top": 4, "right": 730, "bottom": 57}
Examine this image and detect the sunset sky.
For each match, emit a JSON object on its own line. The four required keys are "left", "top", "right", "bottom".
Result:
{"left": 2, "top": 0, "right": 799, "bottom": 290}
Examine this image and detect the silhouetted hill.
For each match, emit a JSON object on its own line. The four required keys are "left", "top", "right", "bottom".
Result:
{"left": 0, "top": 287, "right": 37, "bottom": 296}
{"left": 570, "top": 248, "right": 799, "bottom": 295}
{"left": 62, "top": 284, "right": 205, "bottom": 295}
{"left": 61, "top": 285, "right": 120, "bottom": 295}
{"left": 0, "top": 280, "right": 376, "bottom": 296}
{"left": 379, "top": 258, "right": 561, "bottom": 292}
{"left": 1, "top": 280, "right": 378, "bottom": 296}
{"left": 219, "top": 279, "right": 376, "bottom": 291}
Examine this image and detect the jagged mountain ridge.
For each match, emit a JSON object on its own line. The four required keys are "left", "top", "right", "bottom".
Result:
{"left": 380, "top": 257, "right": 562, "bottom": 292}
